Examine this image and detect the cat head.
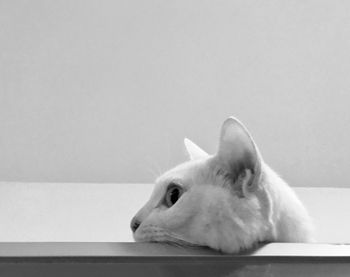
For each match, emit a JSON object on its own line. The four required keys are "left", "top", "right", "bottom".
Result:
{"left": 130, "top": 117, "right": 271, "bottom": 253}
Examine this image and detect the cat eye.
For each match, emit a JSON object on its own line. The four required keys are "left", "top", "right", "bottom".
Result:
{"left": 165, "top": 183, "right": 183, "bottom": 207}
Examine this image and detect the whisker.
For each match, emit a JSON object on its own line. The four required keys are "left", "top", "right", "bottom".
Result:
{"left": 143, "top": 157, "right": 163, "bottom": 179}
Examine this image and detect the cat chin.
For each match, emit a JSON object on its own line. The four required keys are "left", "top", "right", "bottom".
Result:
{"left": 216, "top": 234, "right": 270, "bottom": 254}
{"left": 197, "top": 230, "right": 266, "bottom": 254}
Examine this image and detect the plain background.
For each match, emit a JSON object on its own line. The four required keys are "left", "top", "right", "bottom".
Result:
{"left": 1, "top": 0, "right": 350, "bottom": 188}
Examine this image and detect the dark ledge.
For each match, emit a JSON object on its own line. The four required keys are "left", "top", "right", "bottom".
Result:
{"left": 1, "top": 243, "right": 350, "bottom": 277}
{"left": 0, "top": 242, "right": 350, "bottom": 263}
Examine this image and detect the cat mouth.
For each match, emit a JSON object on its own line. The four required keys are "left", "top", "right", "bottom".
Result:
{"left": 136, "top": 227, "right": 201, "bottom": 248}
{"left": 159, "top": 235, "right": 201, "bottom": 248}
{"left": 156, "top": 234, "right": 206, "bottom": 249}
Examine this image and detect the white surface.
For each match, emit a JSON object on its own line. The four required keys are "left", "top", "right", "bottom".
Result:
{"left": 1, "top": 1, "right": 350, "bottom": 188}
{"left": 0, "top": 182, "right": 348, "bottom": 243}
{"left": 0, "top": 183, "right": 152, "bottom": 242}
{"left": 250, "top": 243, "right": 350, "bottom": 256}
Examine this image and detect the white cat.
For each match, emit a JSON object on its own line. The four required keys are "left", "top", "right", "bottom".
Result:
{"left": 131, "top": 117, "right": 314, "bottom": 253}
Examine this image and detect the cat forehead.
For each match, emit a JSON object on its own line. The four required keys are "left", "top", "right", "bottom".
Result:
{"left": 155, "top": 158, "right": 211, "bottom": 187}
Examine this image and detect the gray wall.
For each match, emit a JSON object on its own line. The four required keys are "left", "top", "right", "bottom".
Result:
{"left": 1, "top": 1, "right": 350, "bottom": 187}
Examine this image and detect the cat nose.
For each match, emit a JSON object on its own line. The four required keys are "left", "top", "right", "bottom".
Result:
{"left": 130, "top": 217, "right": 141, "bottom": 233}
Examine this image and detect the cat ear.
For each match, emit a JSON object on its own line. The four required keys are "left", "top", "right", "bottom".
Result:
{"left": 184, "top": 138, "right": 209, "bottom": 160}
{"left": 215, "top": 117, "right": 262, "bottom": 196}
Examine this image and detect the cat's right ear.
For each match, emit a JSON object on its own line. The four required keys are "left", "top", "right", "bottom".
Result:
{"left": 184, "top": 138, "right": 209, "bottom": 160}
{"left": 214, "top": 117, "right": 262, "bottom": 196}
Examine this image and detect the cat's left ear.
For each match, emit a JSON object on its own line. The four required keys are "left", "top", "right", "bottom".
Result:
{"left": 184, "top": 138, "right": 209, "bottom": 160}
{"left": 215, "top": 117, "right": 262, "bottom": 196}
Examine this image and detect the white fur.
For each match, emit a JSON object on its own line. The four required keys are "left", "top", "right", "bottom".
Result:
{"left": 131, "top": 117, "right": 314, "bottom": 253}
{"left": 184, "top": 138, "right": 209, "bottom": 160}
